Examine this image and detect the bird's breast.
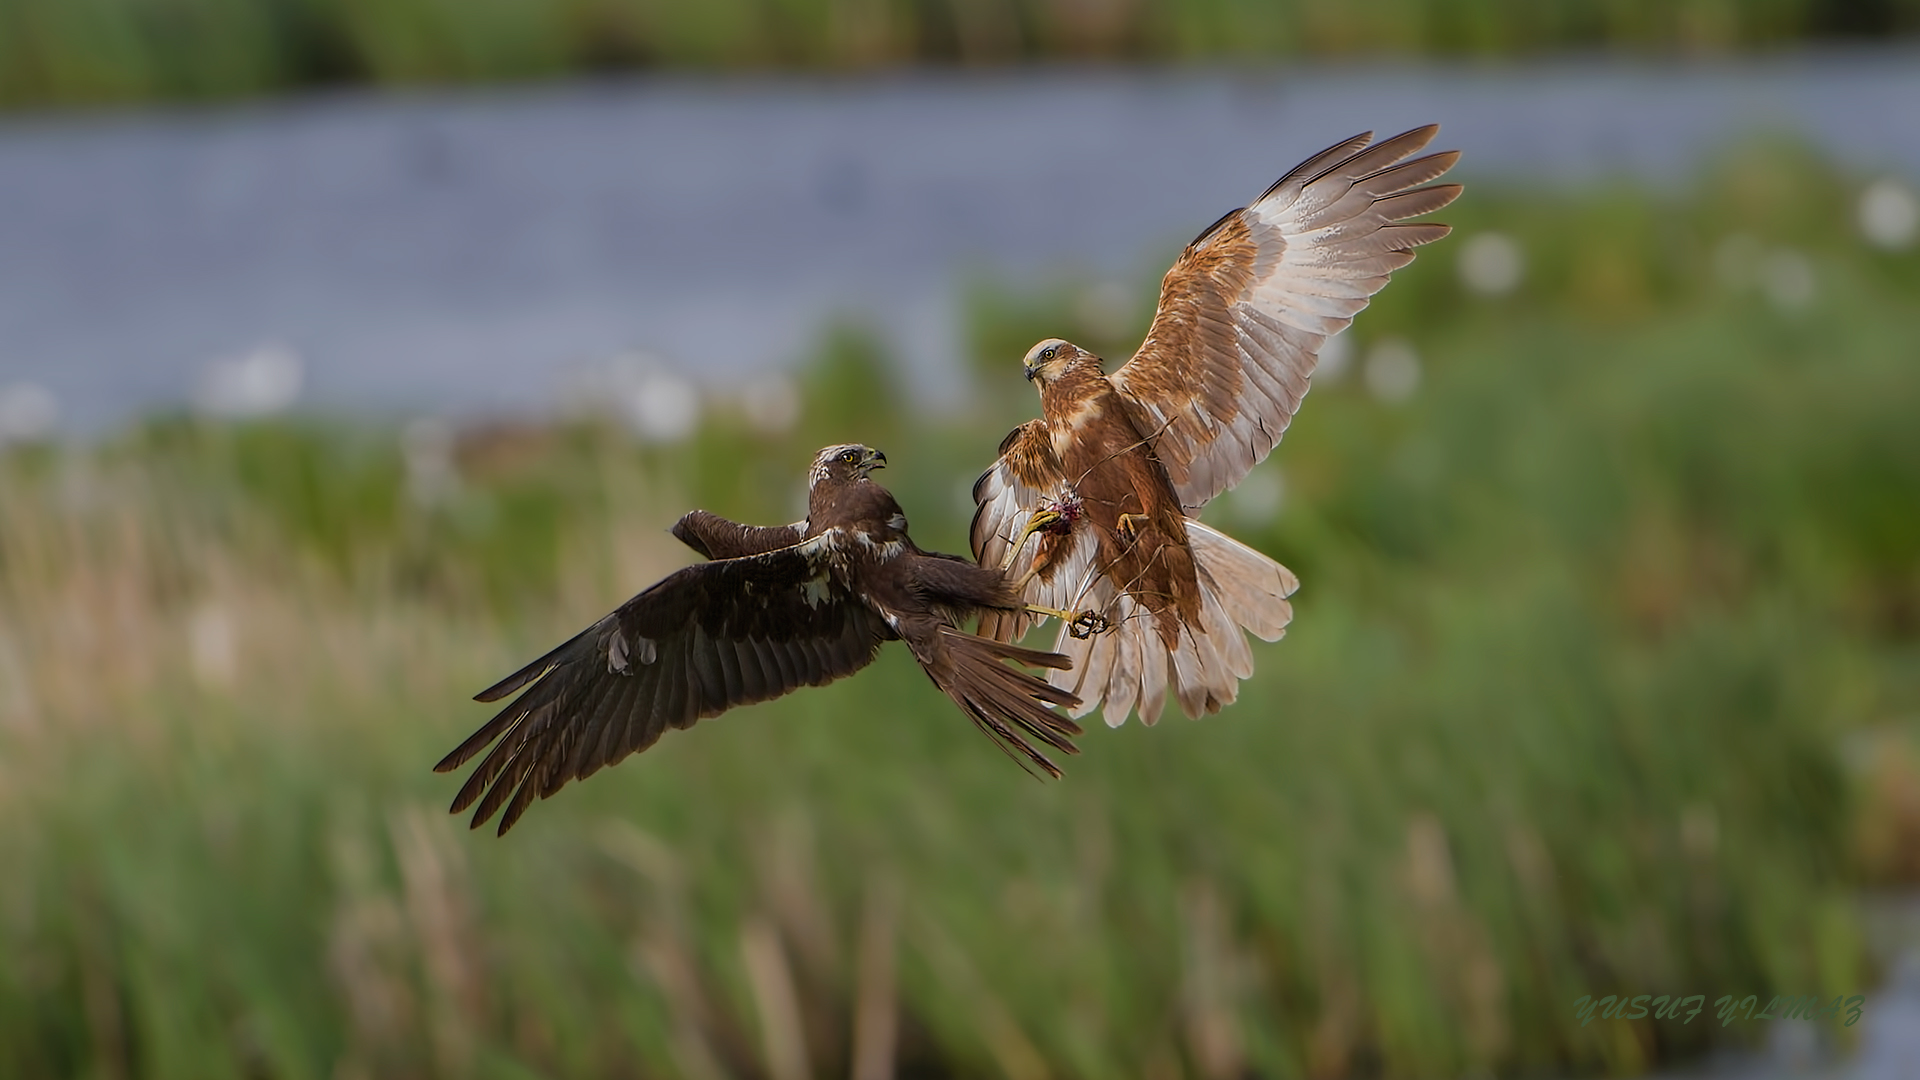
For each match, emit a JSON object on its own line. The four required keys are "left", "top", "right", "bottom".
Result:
{"left": 1047, "top": 393, "right": 1110, "bottom": 461}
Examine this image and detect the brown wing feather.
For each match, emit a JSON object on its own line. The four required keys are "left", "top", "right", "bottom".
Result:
{"left": 1111, "top": 124, "right": 1462, "bottom": 511}
{"left": 436, "top": 533, "right": 890, "bottom": 834}
{"left": 671, "top": 509, "right": 805, "bottom": 560}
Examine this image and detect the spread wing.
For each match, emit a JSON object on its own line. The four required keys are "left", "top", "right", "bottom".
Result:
{"left": 969, "top": 421, "right": 1101, "bottom": 644}
{"left": 1110, "top": 124, "right": 1461, "bottom": 511}
{"left": 435, "top": 533, "right": 891, "bottom": 834}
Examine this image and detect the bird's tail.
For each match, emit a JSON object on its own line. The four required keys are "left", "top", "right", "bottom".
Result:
{"left": 914, "top": 625, "right": 1084, "bottom": 777}
{"left": 1050, "top": 520, "right": 1297, "bottom": 726}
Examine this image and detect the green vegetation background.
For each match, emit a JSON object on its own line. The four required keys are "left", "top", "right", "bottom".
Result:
{"left": 6, "top": 0, "right": 1920, "bottom": 108}
{"left": 3, "top": 145, "right": 1918, "bottom": 1077}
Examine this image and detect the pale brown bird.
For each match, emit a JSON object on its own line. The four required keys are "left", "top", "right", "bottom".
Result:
{"left": 971, "top": 125, "right": 1461, "bottom": 725}
{"left": 440, "top": 444, "right": 1082, "bottom": 834}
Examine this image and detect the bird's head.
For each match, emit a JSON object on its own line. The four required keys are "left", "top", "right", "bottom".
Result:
{"left": 1022, "top": 338, "right": 1080, "bottom": 389}
{"left": 809, "top": 443, "right": 887, "bottom": 487}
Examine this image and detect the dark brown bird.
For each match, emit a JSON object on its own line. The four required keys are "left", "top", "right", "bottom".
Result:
{"left": 972, "top": 125, "right": 1461, "bottom": 726}
{"left": 438, "top": 444, "right": 1082, "bottom": 834}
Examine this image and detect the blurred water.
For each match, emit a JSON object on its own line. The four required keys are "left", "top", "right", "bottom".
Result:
{"left": 2, "top": 48, "right": 1918, "bottom": 433}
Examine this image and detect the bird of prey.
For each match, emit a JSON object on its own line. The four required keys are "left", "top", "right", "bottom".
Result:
{"left": 438, "top": 444, "right": 1083, "bottom": 834}
{"left": 972, "top": 125, "right": 1461, "bottom": 726}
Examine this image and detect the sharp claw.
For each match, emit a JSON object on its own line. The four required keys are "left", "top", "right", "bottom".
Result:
{"left": 1000, "top": 508, "right": 1065, "bottom": 571}
{"left": 1067, "top": 610, "right": 1111, "bottom": 639}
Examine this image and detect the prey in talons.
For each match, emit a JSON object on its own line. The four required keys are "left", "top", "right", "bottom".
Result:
{"left": 1000, "top": 496, "right": 1108, "bottom": 636}
{"left": 998, "top": 496, "right": 1084, "bottom": 574}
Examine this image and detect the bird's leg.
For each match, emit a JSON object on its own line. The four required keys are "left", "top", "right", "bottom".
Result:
{"left": 1116, "top": 513, "right": 1151, "bottom": 540}
{"left": 1023, "top": 604, "right": 1112, "bottom": 639}
{"left": 999, "top": 508, "right": 1064, "bottom": 572}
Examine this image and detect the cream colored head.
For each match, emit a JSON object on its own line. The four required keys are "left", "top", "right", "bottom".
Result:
{"left": 1022, "top": 338, "right": 1080, "bottom": 388}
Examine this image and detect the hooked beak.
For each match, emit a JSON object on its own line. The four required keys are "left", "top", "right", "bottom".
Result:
{"left": 1024, "top": 365, "right": 1039, "bottom": 382}
{"left": 862, "top": 448, "right": 887, "bottom": 472}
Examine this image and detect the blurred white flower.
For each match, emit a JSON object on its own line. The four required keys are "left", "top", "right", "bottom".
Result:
{"left": 402, "top": 416, "right": 459, "bottom": 506}
{"left": 1858, "top": 178, "right": 1919, "bottom": 250}
{"left": 1315, "top": 329, "right": 1353, "bottom": 384}
{"left": 564, "top": 351, "right": 701, "bottom": 443}
{"left": 0, "top": 382, "right": 58, "bottom": 443}
{"left": 1364, "top": 337, "right": 1421, "bottom": 403}
{"left": 737, "top": 373, "right": 800, "bottom": 435}
{"left": 625, "top": 373, "right": 699, "bottom": 443}
{"left": 1457, "top": 231, "right": 1524, "bottom": 296}
{"left": 197, "top": 342, "right": 303, "bottom": 418}
{"left": 1760, "top": 249, "right": 1814, "bottom": 311}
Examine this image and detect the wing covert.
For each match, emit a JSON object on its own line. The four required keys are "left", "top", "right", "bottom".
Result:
{"left": 1110, "top": 124, "right": 1461, "bottom": 511}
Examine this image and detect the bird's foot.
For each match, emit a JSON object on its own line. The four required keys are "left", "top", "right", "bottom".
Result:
{"left": 1022, "top": 604, "right": 1109, "bottom": 638}
{"left": 999, "top": 508, "right": 1065, "bottom": 571}
{"left": 1116, "top": 513, "right": 1151, "bottom": 541}
{"left": 1068, "top": 609, "right": 1111, "bottom": 639}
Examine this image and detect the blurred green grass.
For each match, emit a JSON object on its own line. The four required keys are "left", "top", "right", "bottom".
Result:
{"left": 4, "top": 0, "right": 1920, "bottom": 107}
{"left": 3, "top": 144, "right": 1918, "bottom": 1078}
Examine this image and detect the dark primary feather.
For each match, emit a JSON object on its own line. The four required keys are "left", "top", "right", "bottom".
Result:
{"left": 435, "top": 535, "right": 892, "bottom": 834}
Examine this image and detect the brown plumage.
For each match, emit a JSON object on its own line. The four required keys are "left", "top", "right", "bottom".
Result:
{"left": 972, "top": 125, "right": 1461, "bottom": 726}
{"left": 438, "top": 444, "right": 1081, "bottom": 834}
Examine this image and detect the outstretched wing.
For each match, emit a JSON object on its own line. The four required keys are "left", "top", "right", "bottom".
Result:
{"left": 436, "top": 533, "right": 891, "bottom": 834}
{"left": 969, "top": 421, "right": 1101, "bottom": 644}
{"left": 1111, "top": 125, "right": 1461, "bottom": 511}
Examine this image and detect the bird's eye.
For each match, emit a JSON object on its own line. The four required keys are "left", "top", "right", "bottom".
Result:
{"left": 1041, "top": 345, "right": 1058, "bottom": 361}
{"left": 841, "top": 450, "right": 858, "bottom": 463}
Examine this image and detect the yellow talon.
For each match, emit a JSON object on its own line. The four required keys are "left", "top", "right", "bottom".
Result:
{"left": 1117, "top": 513, "right": 1150, "bottom": 540}
{"left": 999, "top": 508, "right": 1064, "bottom": 571}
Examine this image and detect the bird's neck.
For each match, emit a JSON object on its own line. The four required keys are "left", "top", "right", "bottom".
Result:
{"left": 1040, "top": 361, "right": 1116, "bottom": 428}
{"left": 809, "top": 479, "right": 907, "bottom": 539}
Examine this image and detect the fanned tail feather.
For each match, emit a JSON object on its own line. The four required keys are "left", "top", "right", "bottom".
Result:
{"left": 923, "top": 626, "right": 1083, "bottom": 778}
{"left": 1186, "top": 520, "right": 1296, "bottom": 642}
{"left": 1049, "top": 519, "right": 1296, "bottom": 726}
